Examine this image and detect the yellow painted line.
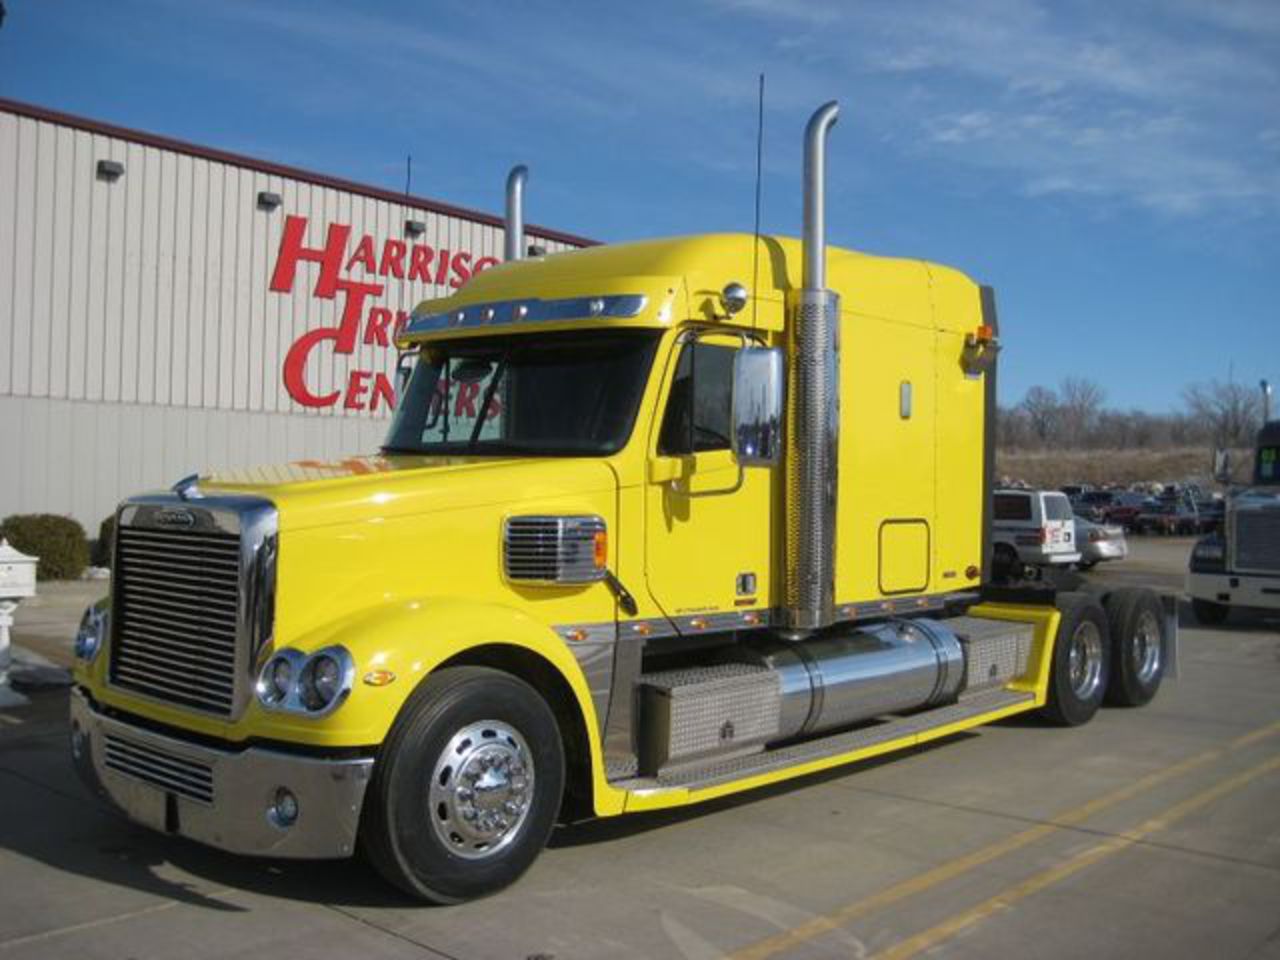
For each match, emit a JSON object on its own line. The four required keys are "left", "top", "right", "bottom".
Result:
{"left": 870, "top": 752, "right": 1280, "bottom": 960}
{"left": 728, "top": 718, "right": 1280, "bottom": 960}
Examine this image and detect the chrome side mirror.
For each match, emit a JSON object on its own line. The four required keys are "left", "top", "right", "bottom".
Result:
{"left": 731, "top": 346, "right": 784, "bottom": 467}
{"left": 394, "top": 350, "right": 418, "bottom": 400}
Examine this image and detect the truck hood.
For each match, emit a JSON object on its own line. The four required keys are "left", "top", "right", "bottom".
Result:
{"left": 202, "top": 455, "right": 618, "bottom": 532}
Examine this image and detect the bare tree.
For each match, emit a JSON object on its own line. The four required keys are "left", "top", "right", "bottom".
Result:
{"left": 1182, "top": 380, "right": 1262, "bottom": 449}
{"left": 1021, "top": 386, "right": 1059, "bottom": 445}
{"left": 1058, "top": 377, "right": 1106, "bottom": 447}
{"left": 996, "top": 405, "right": 1033, "bottom": 449}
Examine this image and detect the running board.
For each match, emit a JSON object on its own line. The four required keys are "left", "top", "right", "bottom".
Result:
{"left": 614, "top": 687, "right": 1035, "bottom": 793}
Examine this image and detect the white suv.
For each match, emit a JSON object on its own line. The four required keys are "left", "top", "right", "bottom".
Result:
{"left": 993, "top": 489, "right": 1081, "bottom": 573}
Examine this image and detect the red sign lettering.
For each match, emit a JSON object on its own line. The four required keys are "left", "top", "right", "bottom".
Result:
{"left": 270, "top": 215, "right": 503, "bottom": 410}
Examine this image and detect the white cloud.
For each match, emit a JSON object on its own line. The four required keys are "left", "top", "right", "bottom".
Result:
{"left": 705, "top": 0, "right": 1280, "bottom": 219}
{"left": 132, "top": 0, "right": 1280, "bottom": 222}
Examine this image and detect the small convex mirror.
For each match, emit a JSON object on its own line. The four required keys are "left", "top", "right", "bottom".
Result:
{"left": 731, "top": 346, "right": 784, "bottom": 467}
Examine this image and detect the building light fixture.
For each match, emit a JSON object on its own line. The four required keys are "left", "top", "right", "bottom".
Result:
{"left": 96, "top": 159, "right": 124, "bottom": 181}
{"left": 257, "top": 191, "right": 283, "bottom": 210}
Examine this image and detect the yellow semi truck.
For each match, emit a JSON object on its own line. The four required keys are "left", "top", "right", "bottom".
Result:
{"left": 69, "top": 102, "right": 1175, "bottom": 903}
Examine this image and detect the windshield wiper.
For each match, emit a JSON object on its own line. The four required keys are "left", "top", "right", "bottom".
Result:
{"left": 466, "top": 350, "right": 510, "bottom": 450}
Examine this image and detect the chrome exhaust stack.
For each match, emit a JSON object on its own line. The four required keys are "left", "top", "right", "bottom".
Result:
{"left": 504, "top": 164, "right": 528, "bottom": 262}
{"left": 781, "top": 101, "right": 841, "bottom": 637}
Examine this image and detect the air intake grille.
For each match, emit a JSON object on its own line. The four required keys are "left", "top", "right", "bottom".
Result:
{"left": 1235, "top": 509, "right": 1280, "bottom": 574}
{"left": 503, "top": 515, "right": 606, "bottom": 584}
{"left": 103, "top": 733, "right": 215, "bottom": 804}
{"left": 110, "top": 525, "right": 241, "bottom": 716}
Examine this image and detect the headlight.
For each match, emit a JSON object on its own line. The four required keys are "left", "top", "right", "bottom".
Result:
{"left": 73, "top": 602, "right": 109, "bottom": 662}
{"left": 299, "top": 653, "right": 344, "bottom": 711}
{"left": 257, "top": 653, "right": 298, "bottom": 706}
{"left": 1192, "top": 540, "right": 1224, "bottom": 561}
{"left": 255, "top": 646, "right": 353, "bottom": 716}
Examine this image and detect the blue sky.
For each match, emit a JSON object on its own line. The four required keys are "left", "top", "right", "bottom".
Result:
{"left": 1, "top": 0, "right": 1276, "bottom": 412}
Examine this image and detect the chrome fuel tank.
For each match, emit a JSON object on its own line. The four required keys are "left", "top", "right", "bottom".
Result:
{"left": 740, "top": 619, "right": 965, "bottom": 740}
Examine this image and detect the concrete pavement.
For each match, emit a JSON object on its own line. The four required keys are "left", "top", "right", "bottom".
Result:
{"left": 1, "top": 539, "right": 1277, "bottom": 959}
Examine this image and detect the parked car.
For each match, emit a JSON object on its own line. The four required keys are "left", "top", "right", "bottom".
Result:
{"left": 1075, "top": 489, "right": 1117, "bottom": 522}
{"left": 1073, "top": 514, "right": 1128, "bottom": 569}
{"left": 1135, "top": 492, "right": 1200, "bottom": 535}
{"left": 993, "top": 489, "right": 1080, "bottom": 575}
{"left": 1102, "top": 491, "right": 1148, "bottom": 530}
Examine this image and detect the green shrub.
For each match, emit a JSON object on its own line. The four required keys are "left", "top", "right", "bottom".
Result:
{"left": 0, "top": 513, "right": 90, "bottom": 581}
{"left": 90, "top": 514, "right": 117, "bottom": 568}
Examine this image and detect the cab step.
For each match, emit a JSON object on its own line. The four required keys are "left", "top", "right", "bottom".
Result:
{"left": 614, "top": 686, "right": 1034, "bottom": 793}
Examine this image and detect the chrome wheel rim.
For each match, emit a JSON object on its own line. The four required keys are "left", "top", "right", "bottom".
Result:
{"left": 1132, "top": 610, "right": 1162, "bottom": 685}
{"left": 428, "top": 720, "right": 535, "bottom": 860}
{"left": 1067, "top": 621, "right": 1104, "bottom": 700}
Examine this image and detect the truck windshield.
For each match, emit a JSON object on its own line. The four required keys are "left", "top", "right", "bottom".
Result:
{"left": 383, "top": 328, "right": 661, "bottom": 457}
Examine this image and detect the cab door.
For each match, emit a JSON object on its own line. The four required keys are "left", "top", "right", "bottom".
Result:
{"left": 644, "top": 334, "right": 774, "bottom": 619}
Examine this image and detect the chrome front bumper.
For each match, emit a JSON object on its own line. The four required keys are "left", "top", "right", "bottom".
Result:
{"left": 70, "top": 688, "right": 373, "bottom": 859}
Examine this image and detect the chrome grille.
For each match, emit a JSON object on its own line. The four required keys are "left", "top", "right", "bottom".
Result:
{"left": 503, "top": 515, "right": 606, "bottom": 584}
{"left": 110, "top": 525, "right": 241, "bottom": 716}
{"left": 103, "top": 733, "right": 214, "bottom": 804}
{"left": 1234, "top": 508, "right": 1280, "bottom": 574}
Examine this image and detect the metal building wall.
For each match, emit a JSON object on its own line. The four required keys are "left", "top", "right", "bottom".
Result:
{"left": 0, "top": 102, "right": 582, "bottom": 530}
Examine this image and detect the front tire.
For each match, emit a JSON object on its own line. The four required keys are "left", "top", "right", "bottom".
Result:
{"left": 1041, "top": 592, "right": 1111, "bottom": 726}
{"left": 361, "top": 666, "right": 565, "bottom": 904}
{"left": 1191, "top": 597, "right": 1230, "bottom": 625}
{"left": 1103, "top": 588, "right": 1165, "bottom": 706}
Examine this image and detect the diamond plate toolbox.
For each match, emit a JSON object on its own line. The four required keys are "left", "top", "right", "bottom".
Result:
{"left": 638, "top": 663, "right": 782, "bottom": 774}
{"left": 950, "top": 616, "right": 1033, "bottom": 693}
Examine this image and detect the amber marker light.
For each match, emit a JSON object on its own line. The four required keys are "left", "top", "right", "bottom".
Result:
{"left": 363, "top": 670, "right": 396, "bottom": 687}
{"left": 593, "top": 529, "right": 608, "bottom": 569}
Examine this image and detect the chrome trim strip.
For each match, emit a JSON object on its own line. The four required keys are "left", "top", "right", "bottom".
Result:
{"left": 557, "top": 593, "right": 961, "bottom": 648}
{"left": 554, "top": 623, "right": 617, "bottom": 645}
{"left": 403, "top": 294, "right": 648, "bottom": 337}
{"left": 669, "top": 609, "right": 771, "bottom": 634}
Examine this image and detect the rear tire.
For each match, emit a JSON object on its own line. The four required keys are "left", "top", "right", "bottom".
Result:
{"left": 994, "top": 543, "right": 1023, "bottom": 582}
{"left": 1191, "top": 598, "right": 1230, "bottom": 625}
{"left": 1102, "top": 588, "right": 1165, "bottom": 707}
{"left": 361, "top": 666, "right": 565, "bottom": 904}
{"left": 1041, "top": 592, "right": 1111, "bottom": 726}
